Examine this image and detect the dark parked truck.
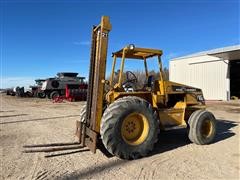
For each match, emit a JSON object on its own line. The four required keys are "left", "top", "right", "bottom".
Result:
{"left": 40, "top": 72, "right": 86, "bottom": 99}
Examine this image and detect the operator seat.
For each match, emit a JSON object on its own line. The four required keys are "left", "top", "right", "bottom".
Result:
{"left": 144, "top": 75, "right": 154, "bottom": 91}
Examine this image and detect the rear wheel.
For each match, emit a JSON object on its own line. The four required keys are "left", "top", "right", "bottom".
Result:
{"left": 50, "top": 91, "right": 60, "bottom": 99}
{"left": 100, "top": 96, "right": 159, "bottom": 159}
{"left": 188, "top": 110, "right": 216, "bottom": 145}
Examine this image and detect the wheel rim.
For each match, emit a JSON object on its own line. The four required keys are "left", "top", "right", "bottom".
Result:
{"left": 201, "top": 119, "right": 213, "bottom": 138}
{"left": 39, "top": 92, "right": 45, "bottom": 98}
{"left": 52, "top": 93, "right": 59, "bottom": 99}
{"left": 121, "top": 112, "right": 149, "bottom": 145}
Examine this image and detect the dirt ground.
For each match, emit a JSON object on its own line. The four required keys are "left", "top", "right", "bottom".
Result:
{"left": 0, "top": 94, "right": 239, "bottom": 180}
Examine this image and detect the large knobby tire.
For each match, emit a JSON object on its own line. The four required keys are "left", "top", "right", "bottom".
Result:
{"left": 37, "top": 91, "right": 46, "bottom": 98}
{"left": 50, "top": 91, "right": 60, "bottom": 100}
{"left": 188, "top": 110, "right": 216, "bottom": 145}
{"left": 100, "top": 96, "right": 159, "bottom": 159}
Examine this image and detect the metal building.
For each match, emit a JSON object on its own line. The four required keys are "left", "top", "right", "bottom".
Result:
{"left": 169, "top": 45, "right": 240, "bottom": 101}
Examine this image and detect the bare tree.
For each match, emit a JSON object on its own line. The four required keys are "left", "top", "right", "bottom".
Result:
{"left": 106, "top": 67, "right": 169, "bottom": 90}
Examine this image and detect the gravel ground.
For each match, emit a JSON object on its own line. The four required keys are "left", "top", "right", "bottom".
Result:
{"left": 0, "top": 94, "right": 239, "bottom": 180}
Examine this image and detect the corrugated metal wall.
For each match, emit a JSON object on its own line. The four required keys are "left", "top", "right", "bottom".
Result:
{"left": 170, "top": 55, "right": 229, "bottom": 100}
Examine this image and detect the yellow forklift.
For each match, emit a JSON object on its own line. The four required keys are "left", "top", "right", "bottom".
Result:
{"left": 76, "top": 16, "right": 216, "bottom": 159}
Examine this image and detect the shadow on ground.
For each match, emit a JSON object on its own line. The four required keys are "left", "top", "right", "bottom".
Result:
{"left": 62, "top": 159, "right": 129, "bottom": 179}
{"left": 213, "top": 119, "right": 238, "bottom": 143}
{"left": 0, "top": 115, "right": 79, "bottom": 124}
{"left": 0, "top": 114, "right": 28, "bottom": 118}
{"left": 45, "top": 149, "right": 90, "bottom": 158}
{"left": 61, "top": 119, "right": 238, "bottom": 179}
{"left": 0, "top": 110, "right": 16, "bottom": 113}
{"left": 150, "top": 119, "right": 238, "bottom": 156}
{"left": 150, "top": 128, "right": 190, "bottom": 156}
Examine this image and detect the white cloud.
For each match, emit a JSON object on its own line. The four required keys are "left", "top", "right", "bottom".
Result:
{"left": 0, "top": 77, "right": 37, "bottom": 89}
{"left": 73, "top": 41, "right": 90, "bottom": 46}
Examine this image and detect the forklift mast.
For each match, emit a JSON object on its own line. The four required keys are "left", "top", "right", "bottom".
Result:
{"left": 76, "top": 16, "right": 111, "bottom": 153}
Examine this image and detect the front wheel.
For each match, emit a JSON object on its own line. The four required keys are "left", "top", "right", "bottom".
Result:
{"left": 100, "top": 96, "right": 159, "bottom": 159}
{"left": 50, "top": 91, "right": 60, "bottom": 99}
{"left": 37, "top": 91, "right": 46, "bottom": 98}
{"left": 188, "top": 110, "right": 216, "bottom": 145}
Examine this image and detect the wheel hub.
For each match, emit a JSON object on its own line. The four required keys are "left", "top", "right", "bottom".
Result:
{"left": 121, "top": 113, "right": 149, "bottom": 145}
{"left": 201, "top": 119, "right": 213, "bottom": 138}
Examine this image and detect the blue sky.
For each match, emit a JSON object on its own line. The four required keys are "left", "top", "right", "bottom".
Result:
{"left": 1, "top": 0, "right": 239, "bottom": 88}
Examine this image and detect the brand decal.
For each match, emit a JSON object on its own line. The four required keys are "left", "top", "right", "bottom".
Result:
{"left": 172, "top": 86, "right": 201, "bottom": 92}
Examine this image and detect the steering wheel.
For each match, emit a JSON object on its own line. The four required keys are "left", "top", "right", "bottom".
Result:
{"left": 125, "top": 71, "right": 137, "bottom": 83}
{"left": 122, "top": 71, "right": 138, "bottom": 92}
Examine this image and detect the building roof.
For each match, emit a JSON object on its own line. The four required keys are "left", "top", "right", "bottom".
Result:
{"left": 171, "top": 44, "right": 240, "bottom": 61}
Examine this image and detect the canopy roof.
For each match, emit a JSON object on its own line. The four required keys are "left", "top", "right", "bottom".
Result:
{"left": 112, "top": 47, "right": 163, "bottom": 60}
